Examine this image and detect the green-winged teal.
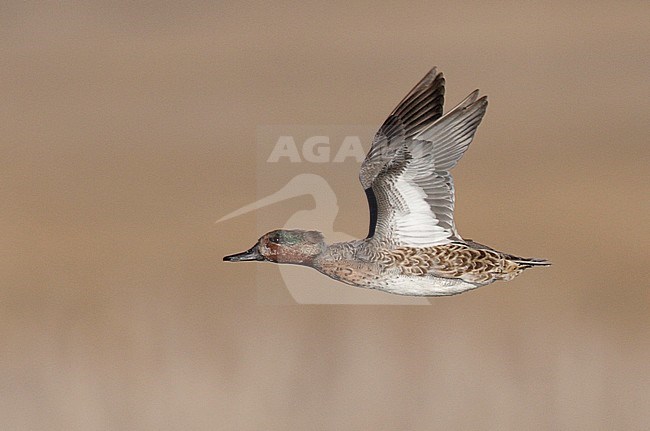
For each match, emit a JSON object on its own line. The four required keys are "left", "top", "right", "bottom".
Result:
{"left": 224, "top": 67, "right": 550, "bottom": 296}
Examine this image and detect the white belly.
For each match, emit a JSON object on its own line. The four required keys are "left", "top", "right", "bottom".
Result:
{"left": 376, "top": 274, "right": 484, "bottom": 296}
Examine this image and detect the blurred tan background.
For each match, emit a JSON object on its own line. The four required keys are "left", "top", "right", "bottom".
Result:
{"left": 2, "top": 1, "right": 649, "bottom": 429}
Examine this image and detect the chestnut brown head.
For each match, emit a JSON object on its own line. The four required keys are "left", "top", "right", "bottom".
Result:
{"left": 223, "top": 229, "right": 326, "bottom": 265}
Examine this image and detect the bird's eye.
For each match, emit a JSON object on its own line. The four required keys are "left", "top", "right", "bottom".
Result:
{"left": 269, "top": 235, "right": 281, "bottom": 244}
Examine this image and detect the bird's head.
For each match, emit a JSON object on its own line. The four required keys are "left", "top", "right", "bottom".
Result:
{"left": 223, "top": 229, "right": 326, "bottom": 265}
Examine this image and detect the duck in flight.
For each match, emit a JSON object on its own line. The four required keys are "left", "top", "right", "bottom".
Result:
{"left": 223, "top": 67, "right": 549, "bottom": 296}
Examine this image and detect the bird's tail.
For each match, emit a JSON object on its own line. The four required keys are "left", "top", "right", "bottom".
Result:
{"left": 512, "top": 257, "right": 551, "bottom": 268}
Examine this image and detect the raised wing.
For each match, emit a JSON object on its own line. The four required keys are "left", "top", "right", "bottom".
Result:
{"left": 360, "top": 68, "right": 445, "bottom": 191}
{"left": 360, "top": 68, "right": 488, "bottom": 247}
